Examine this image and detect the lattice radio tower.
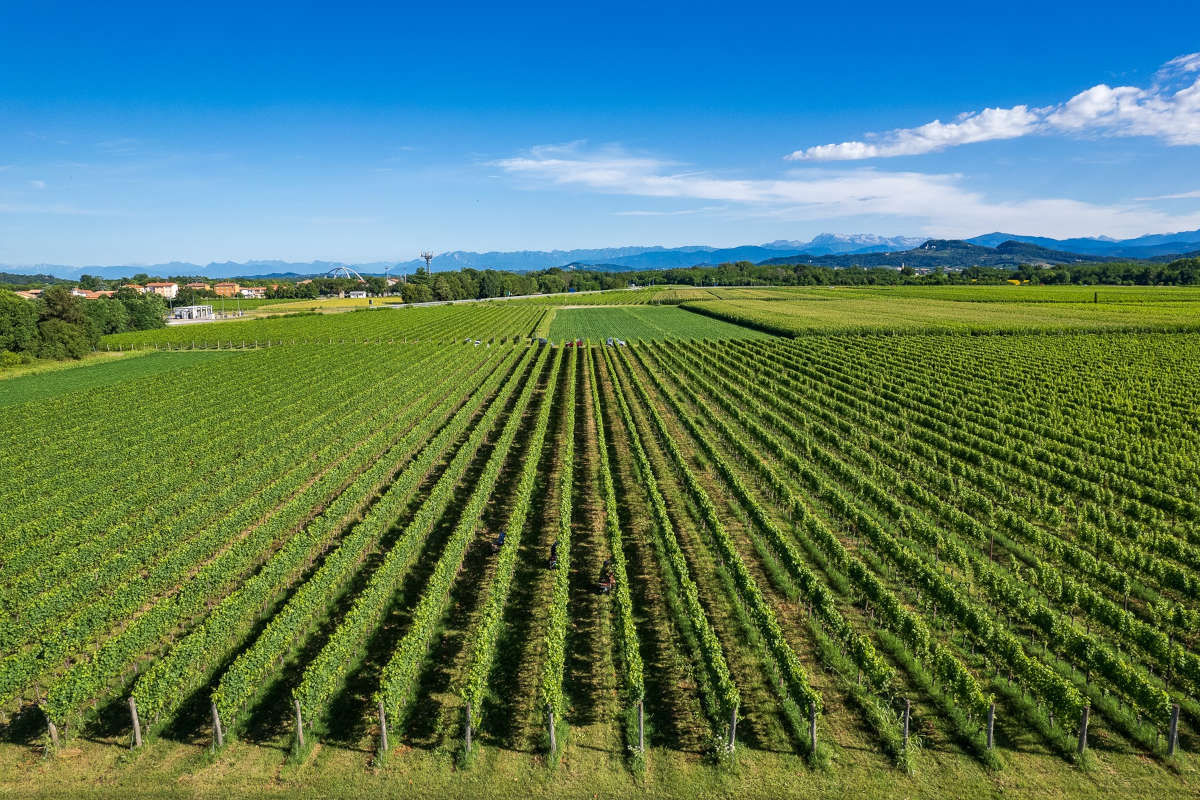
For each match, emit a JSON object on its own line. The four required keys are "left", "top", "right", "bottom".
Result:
{"left": 420, "top": 251, "right": 434, "bottom": 270}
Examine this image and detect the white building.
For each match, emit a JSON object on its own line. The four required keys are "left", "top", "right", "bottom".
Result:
{"left": 145, "top": 281, "right": 179, "bottom": 299}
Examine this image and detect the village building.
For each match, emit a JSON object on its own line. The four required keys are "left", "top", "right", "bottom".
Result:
{"left": 144, "top": 282, "right": 179, "bottom": 299}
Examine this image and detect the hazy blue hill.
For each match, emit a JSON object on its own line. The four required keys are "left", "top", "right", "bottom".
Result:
{"left": 968, "top": 229, "right": 1200, "bottom": 257}
{"left": 759, "top": 239, "right": 1128, "bottom": 268}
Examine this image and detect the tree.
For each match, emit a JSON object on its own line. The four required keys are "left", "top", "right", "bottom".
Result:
{"left": 400, "top": 282, "right": 433, "bottom": 304}
{"left": 85, "top": 297, "right": 130, "bottom": 337}
{"left": 39, "top": 285, "right": 87, "bottom": 326}
{"left": 78, "top": 274, "right": 104, "bottom": 290}
{"left": 0, "top": 290, "right": 38, "bottom": 353}
{"left": 478, "top": 271, "right": 506, "bottom": 299}
{"left": 116, "top": 288, "right": 167, "bottom": 330}
{"left": 431, "top": 274, "right": 457, "bottom": 301}
{"left": 175, "top": 286, "right": 215, "bottom": 306}
{"left": 36, "top": 286, "right": 96, "bottom": 359}
{"left": 37, "top": 318, "right": 93, "bottom": 359}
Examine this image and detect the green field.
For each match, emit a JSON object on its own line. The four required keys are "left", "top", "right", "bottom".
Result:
{"left": 3, "top": 292, "right": 1199, "bottom": 800}
{"left": 101, "top": 303, "right": 552, "bottom": 348}
{"left": 547, "top": 305, "right": 768, "bottom": 340}
{"left": 683, "top": 296, "right": 1200, "bottom": 335}
{"left": 809, "top": 284, "right": 1200, "bottom": 303}
{"left": 0, "top": 351, "right": 233, "bottom": 408}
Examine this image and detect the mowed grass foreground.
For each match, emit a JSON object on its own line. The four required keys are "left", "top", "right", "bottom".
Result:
{"left": 1, "top": 732, "right": 1191, "bottom": 800}
{"left": 2, "top": 293, "right": 1199, "bottom": 799}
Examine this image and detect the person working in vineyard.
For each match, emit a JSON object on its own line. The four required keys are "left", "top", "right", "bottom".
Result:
{"left": 597, "top": 559, "right": 614, "bottom": 594}
{"left": 492, "top": 530, "right": 506, "bottom": 554}
{"left": 548, "top": 540, "right": 559, "bottom": 569}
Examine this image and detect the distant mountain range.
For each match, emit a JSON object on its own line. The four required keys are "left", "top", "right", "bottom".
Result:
{"left": 964, "top": 231, "right": 1200, "bottom": 259}
{"left": 760, "top": 239, "right": 1148, "bottom": 269}
{"left": 4, "top": 229, "right": 1199, "bottom": 281}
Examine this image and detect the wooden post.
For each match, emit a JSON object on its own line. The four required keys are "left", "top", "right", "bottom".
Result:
{"left": 548, "top": 707, "right": 557, "bottom": 753}
{"left": 378, "top": 699, "right": 388, "bottom": 755}
{"left": 293, "top": 699, "right": 305, "bottom": 748}
{"left": 637, "top": 699, "right": 645, "bottom": 752}
{"left": 903, "top": 698, "right": 911, "bottom": 751}
{"left": 1077, "top": 705, "right": 1090, "bottom": 755}
{"left": 727, "top": 705, "right": 738, "bottom": 751}
{"left": 465, "top": 702, "right": 473, "bottom": 753}
{"left": 986, "top": 702, "right": 995, "bottom": 750}
{"left": 809, "top": 704, "right": 817, "bottom": 755}
{"left": 211, "top": 700, "right": 224, "bottom": 748}
{"left": 129, "top": 697, "right": 143, "bottom": 748}
{"left": 47, "top": 717, "right": 60, "bottom": 749}
{"left": 1168, "top": 703, "right": 1180, "bottom": 756}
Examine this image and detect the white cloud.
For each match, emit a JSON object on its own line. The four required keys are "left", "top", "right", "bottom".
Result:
{"left": 29, "top": 180, "right": 46, "bottom": 189}
{"left": 493, "top": 143, "right": 1200, "bottom": 239}
{"left": 1159, "top": 53, "right": 1200, "bottom": 77}
{"left": 1144, "top": 189, "right": 1200, "bottom": 200}
{"left": 787, "top": 52, "right": 1200, "bottom": 160}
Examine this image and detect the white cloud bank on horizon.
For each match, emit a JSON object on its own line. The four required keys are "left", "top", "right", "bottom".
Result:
{"left": 493, "top": 143, "right": 1200, "bottom": 239}
{"left": 787, "top": 52, "right": 1200, "bottom": 161}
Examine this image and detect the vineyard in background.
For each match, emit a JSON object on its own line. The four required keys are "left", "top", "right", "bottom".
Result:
{"left": 682, "top": 296, "right": 1200, "bottom": 336}
{"left": 2, "top": 297, "right": 1199, "bottom": 798}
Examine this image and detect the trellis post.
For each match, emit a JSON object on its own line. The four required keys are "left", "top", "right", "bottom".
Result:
{"left": 378, "top": 699, "right": 388, "bottom": 755}
{"left": 903, "top": 698, "right": 910, "bottom": 750}
{"left": 293, "top": 699, "right": 305, "bottom": 748}
{"left": 809, "top": 704, "right": 817, "bottom": 755}
{"left": 986, "top": 702, "right": 995, "bottom": 750}
{"left": 637, "top": 699, "right": 645, "bottom": 752}
{"left": 211, "top": 700, "right": 224, "bottom": 748}
{"left": 1168, "top": 703, "right": 1180, "bottom": 756}
{"left": 1077, "top": 705, "right": 1090, "bottom": 755}
{"left": 129, "top": 697, "right": 143, "bottom": 748}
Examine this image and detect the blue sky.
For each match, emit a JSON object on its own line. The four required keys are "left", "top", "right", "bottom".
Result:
{"left": 2, "top": 0, "right": 1200, "bottom": 265}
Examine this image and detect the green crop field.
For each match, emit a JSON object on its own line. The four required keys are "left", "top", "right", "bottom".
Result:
{"left": 0, "top": 351, "right": 234, "bottom": 409}
{"left": 683, "top": 296, "right": 1200, "bottom": 336}
{"left": 2, "top": 293, "right": 1198, "bottom": 800}
{"left": 547, "top": 305, "right": 769, "bottom": 341}
{"left": 101, "top": 303, "right": 553, "bottom": 348}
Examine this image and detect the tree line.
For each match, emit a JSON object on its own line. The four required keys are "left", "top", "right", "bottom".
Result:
{"left": 612, "top": 258, "right": 1200, "bottom": 287}
{"left": 0, "top": 287, "right": 165, "bottom": 367}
